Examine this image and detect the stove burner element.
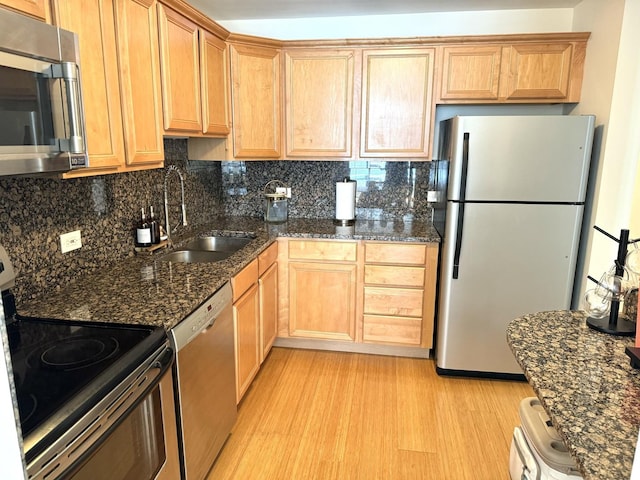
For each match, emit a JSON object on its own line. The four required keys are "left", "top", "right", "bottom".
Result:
{"left": 28, "top": 336, "right": 120, "bottom": 371}
{"left": 17, "top": 393, "right": 38, "bottom": 426}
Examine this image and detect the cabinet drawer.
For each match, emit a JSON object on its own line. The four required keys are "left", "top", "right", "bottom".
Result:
{"left": 363, "top": 315, "right": 422, "bottom": 345}
{"left": 258, "top": 241, "right": 278, "bottom": 276}
{"left": 365, "top": 242, "right": 426, "bottom": 265}
{"left": 364, "top": 286, "right": 423, "bottom": 317}
{"left": 232, "top": 258, "right": 258, "bottom": 302}
{"left": 288, "top": 240, "right": 357, "bottom": 262}
{"left": 364, "top": 265, "right": 424, "bottom": 287}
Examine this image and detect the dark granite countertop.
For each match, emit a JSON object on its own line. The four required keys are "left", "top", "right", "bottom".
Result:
{"left": 507, "top": 310, "right": 639, "bottom": 480}
{"left": 18, "top": 216, "right": 439, "bottom": 330}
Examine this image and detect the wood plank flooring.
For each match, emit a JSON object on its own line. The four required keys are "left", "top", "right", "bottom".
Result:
{"left": 207, "top": 347, "right": 533, "bottom": 479}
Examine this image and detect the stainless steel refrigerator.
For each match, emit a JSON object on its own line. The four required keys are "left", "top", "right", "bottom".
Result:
{"left": 434, "top": 115, "right": 595, "bottom": 378}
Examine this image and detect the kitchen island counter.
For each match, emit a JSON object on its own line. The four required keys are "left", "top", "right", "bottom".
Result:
{"left": 507, "top": 310, "right": 639, "bottom": 480}
{"left": 18, "top": 216, "right": 439, "bottom": 331}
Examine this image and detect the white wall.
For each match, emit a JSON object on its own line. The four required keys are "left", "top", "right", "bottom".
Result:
{"left": 220, "top": 8, "right": 574, "bottom": 39}
{"left": 572, "top": 0, "right": 640, "bottom": 301}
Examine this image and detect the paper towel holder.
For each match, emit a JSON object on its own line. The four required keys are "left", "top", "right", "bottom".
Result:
{"left": 334, "top": 176, "right": 356, "bottom": 226}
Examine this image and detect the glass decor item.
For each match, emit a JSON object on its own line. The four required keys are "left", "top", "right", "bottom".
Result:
{"left": 583, "top": 288, "right": 611, "bottom": 319}
{"left": 586, "top": 227, "right": 640, "bottom": 336}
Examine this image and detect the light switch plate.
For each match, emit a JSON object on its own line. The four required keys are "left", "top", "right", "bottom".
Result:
{"left": 427, "top": 190, "right": 438, "bottom": 202}
{"left": 60, "top": 230, "right": 82, "bottom": 253}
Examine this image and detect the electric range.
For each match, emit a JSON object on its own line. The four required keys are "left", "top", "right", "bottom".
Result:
{"left": 0, "top": 244, "right": 174, "bottom": 479}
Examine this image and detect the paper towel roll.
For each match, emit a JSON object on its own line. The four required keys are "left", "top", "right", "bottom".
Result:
{"left": 335, "top": 177, "right": 356, "bottom": 223}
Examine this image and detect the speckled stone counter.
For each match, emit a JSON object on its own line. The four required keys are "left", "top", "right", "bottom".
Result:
{"left": 507, "top": 310, "right": 639, "bottom": 480}
{"left": 18, "top": 216, "right": 439, "bottom": 331}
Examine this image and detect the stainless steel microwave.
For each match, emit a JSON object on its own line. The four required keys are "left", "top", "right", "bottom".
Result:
{"left": 0, "top": 8, "right": 88, "bottom": 176}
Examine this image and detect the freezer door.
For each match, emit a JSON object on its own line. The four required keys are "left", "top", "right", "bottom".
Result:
{"left": 436, "top": 202, "right": 583, "bottom": 375}
{"left": 446, "top": 115, "right": 595, "bottom": 203}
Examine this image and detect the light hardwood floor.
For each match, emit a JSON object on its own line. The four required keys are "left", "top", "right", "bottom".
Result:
{"left": 208, "top": 347, "right": 533, "bottom": 479}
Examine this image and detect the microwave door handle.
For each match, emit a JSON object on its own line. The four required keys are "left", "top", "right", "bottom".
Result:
{"left": 51, "top": 62, "right": 86, "bottom": 154}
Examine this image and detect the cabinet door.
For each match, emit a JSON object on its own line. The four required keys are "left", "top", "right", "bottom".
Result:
{"left": 501, "top": 43, "right": 573, "bottom": 100}
{"left": 289, "top": 261, "right": 357, "bottom": 341}
{"left": 229, "top": 44, "right": 281, "bottom": 158}
{"left": 259, "top": 262, "right": 278, "bottom": 362}
{"left": 360, "top": 48, "right": 435, "bottom": 158}
{"left": 439, "top": 45, "right": 502, "bottom": 101}
{"left": 114, "top": 0, "right": 164, "bottom": 167}
{"left": 0, "top": 0, "right": 49, "bottom": 21}
{"left": 200, "top": 31, "right": 230, "bottom": 136}
{"left": 157, "top": 4, "right": 202, "bottom": 132}
{"left": 284, "top": 49, "right": 355, "bottom": 157}
{"left": 234, "top": 282, "right": 260, "bottom": 403}
{"left": 56, "top": 0, "right": 124, "bottom": 175}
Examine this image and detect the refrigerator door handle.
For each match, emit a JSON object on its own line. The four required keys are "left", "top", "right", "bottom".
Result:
{"left": 452, "top": 133, "right": 470, "bottom": 279}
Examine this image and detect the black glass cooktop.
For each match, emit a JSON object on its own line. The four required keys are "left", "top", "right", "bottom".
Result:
{"left": 7, "top": 315, "right": 167, "bottom": 461}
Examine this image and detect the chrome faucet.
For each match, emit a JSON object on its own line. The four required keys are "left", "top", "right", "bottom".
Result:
{"left": 163, "top": 165, "right": 187, "bottom": 240}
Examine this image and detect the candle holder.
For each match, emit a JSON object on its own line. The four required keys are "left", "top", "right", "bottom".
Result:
{"left": 586, "top": 227, "right": 640, "bottom": 336}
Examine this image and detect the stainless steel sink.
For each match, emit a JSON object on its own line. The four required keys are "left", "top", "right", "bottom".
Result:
{"left": 185, "top": 236, "right": 252, "bottom": 253}
{"left": 160, "top": 250, "right": 230, "bottom": 263}
{"left": 160, "top": 235, "right": 253, "bottom": 263}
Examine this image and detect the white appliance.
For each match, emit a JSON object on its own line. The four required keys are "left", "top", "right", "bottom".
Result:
{"left": 434, "top": 115, "right": 595, "bottom": 377}
{"left": 510, "top": 397, "right": 583, "bottom": 480}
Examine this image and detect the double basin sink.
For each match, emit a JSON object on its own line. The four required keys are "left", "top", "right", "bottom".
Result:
{"left": 161, "top": 235, "right": 253, "bottom": 263}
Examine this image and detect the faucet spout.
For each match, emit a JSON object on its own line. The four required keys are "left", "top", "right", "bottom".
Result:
{"left": 164, "top": 165, "right": 187, "bottom": 241}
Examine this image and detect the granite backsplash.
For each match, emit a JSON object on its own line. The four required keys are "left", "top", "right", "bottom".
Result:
{"left": 0, "top": 139, "right": 433, "bottom": 304}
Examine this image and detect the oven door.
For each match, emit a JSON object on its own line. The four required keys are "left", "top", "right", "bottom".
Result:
{"left": 65, "top": 368, "right": 180, "bottom": 480}
{"left": 27, "top": 345, "right": 180, "bottom": 480}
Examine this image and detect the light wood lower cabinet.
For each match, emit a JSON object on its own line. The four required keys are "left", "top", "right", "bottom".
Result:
{"left": 258, "top": 242, "right": 278, "bottom": 362}
{"left": 363, "top": 242, "right": 438, "bottom": 348}
{"left": 278, "top": 238, "right": 438, "bottom": 355}
{"left": 232, "top": 242, "right": 279, "bottom": 403}
{"left": 289, "top": 261, "right": 358, "bottom": 341}
{"left": 232, "top": 259, "right": 260, "bottom": 404}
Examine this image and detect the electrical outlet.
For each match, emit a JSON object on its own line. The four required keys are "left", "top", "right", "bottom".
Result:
{"left": 427, "top": 190, "right": 438, "bottom": 202}
{"left": 60, "top": 230, "right": 82, "bottom": 253}
{"left": 276, "top": 187, "right": 292, "bottom": 198}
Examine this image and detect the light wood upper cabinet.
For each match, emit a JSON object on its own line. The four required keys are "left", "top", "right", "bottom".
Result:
{"left": 157, "top": 4, "right": 202, "bottom": 132}
{"left": 200, "top": 31, "right": 230, "bottom": 136}
{"left": 1, "top": 0, "right": 50, "bottom": 21}
{"left": 114, "top": 0, "right": 164, "bottom": 167}
{"left": 360, "top": 48, "right": 435, "bottom": 158}
{"left": 56, "top": 0, "right": 164, "bottom": 177}
{"left": 440, "top": 45, "right": 503, "bottom": 101}
{"left": 438, "top": 39, "right": 587, "bottom": 103}
{"left": 55, "top": 0, "right": 124, "bottom": 175}
{"left": 284, "top": 49, "right": 356, "bottom": 158}
{"left": 157, "top": 5, "right": 229, "bottom": 136}
{"left": 229, "top": 43, "right": 281, "bottom": 158}
{"left": 502, "top": 43, "right": 575, "bottom": 101}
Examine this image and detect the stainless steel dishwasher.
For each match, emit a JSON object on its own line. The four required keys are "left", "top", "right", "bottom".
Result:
{"left": 170, "top": 282, "right": 237, "bottom": 480}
